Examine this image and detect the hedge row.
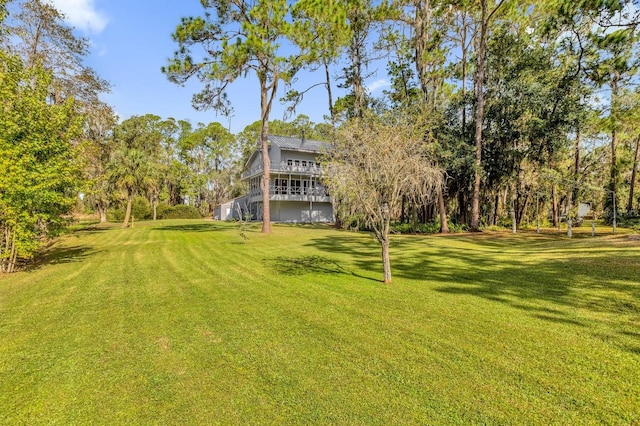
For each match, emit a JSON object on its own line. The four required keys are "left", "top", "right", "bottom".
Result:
{"left": 108, "top": 197, "right": 202, "bottom": 222}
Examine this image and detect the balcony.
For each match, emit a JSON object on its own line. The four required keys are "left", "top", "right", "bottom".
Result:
{"left": 241, "top": 162, "right": 323, "bottom": 180}
{"left": 247, "top": 185, "right": 330, "bottom": 203}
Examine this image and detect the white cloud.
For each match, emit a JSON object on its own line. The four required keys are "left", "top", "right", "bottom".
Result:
{"left": 367, "top": 79, "right": 391, "bottom": 93}
{"left": 88, "top": 39, "right": 108, "bottom": 56}
{"left": 47, "top": 0, "right": 108, "bottom": 34}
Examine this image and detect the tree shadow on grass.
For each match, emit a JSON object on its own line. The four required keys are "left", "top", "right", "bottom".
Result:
{"left": 275, "top": 223, "right": 338, "bottom": 231}
{"left": 72, "top": 226, "right": 110, "bottom": 234}
{"left": 26, "top": 245, "right": 99, "bottom": 271}
{"left": 303, "top": 233, "right": 383, "bottom": 279}
{"left": 151, "top": 222, "right": 228, "bottom": 233}
{"left": 422, "top": 250, "right": 640, "bottom": 355}
{"left": 306, "top": 231, "right": 640, "bottom": 354}
{"left": 264, "top": 255, "right": 379, "bottom": 282}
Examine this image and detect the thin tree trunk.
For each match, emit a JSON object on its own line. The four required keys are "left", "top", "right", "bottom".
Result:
{"left": 381, "top": 237, "right": 391, "bottom": 284}
{"left": 567, "top": 182, "right": 573, "bottom": 223}
{"left": 518, "top": 191, "right": 531, "bottom": 226}
{"left": 511, "top": 195, "right": 517, "bottom": 234}
{"left": 352, "top": 28, "right": 365, "bottom": 119}
{"left": 412, "top": 204, "right": 418, "bottom": 232}
{"left": 260, "top": 78, "right": 273, "bottom": 234}
{"left": 352, "top": 45, "right": 365, "bottom": 117}
{"left": 324, "top": 61, "right": 335, "bottom": 132}
{"left": 573, "top": 130, "right": 581, "bottom": 203}
{"left": 153, "top": 199, "right": 158, "bottom": 221}
{"left": 437, "top": 185, "right": 449, "bottom": 233}
{"left": 552, "top": 185, "right": 559, "bottom": 228}
{"left": 1, "top": 228, "right": 5, "bottom": 273}
{"left": 122, "top": 193, "right": 133, "bottom": 228}
{"left": 347, "top": 6, "right": 366, "bottom": 119}
{"left": 627, "top": 135, "right": 640, "bottom": 213}
{"left": 461, "top": 12, "right": 468, "bottom": 131}
{"left": 414, "top": 0, "right": 432, "bottom": 105}
{"left": 8, "top": 229, "right": 17, "bottom": 274}
{"left": 611, "top": 126, "right": 619, "bottom": 208}
{"left": 470, "top": 0, "right": 488, "bottom": 232}
{"left": 1, "top": 227, "right": 10, "bottom": 273}
{"left": 458, "top": 191, "right": 466, "bottom": 225}
{"left": 378, "top": 213, "right": 391, "bottom": 284}
{"left": 610, "top": 75, "right": 620, "bottom": 211}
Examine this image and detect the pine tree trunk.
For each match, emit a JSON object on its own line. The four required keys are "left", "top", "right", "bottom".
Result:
{"left": 324, "top": 61, "right": 335, "bottom": 131}
{"left": 552, "top": 185, "right": 559, "bottom": 228}
{"left": 611, "top": 126, "right": 619, "bottom": 209}
{"left": 518, "top": 191, "right": 531, "bottom": 226}
{"left": 461, "top": 13, "right": 468, "bottom": 131}
{"left": 458, "top": 191, "right": 467, "bottom": 225}
{"left": 627, "top": 135, "right": 640, "bottom": 213}
{"left": 470, "top": 0, "right": 488, "bottom": 232}
{"left": 260, "top": 78, "right": 272, "bottom": 234}
{"left": 573, "top": 130, "right": 581, "bottom": 203}
{"left": 414, "top": 0, "right": 432, "bottom": 105}
{"left": 610, "top": 75, "right": 620, "bottom": 212}
{"left": 437, "top": 185, "right": 449, "bottom": 233}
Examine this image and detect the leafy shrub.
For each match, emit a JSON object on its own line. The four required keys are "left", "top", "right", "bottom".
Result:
{"left": 448, "top": 222, "right": 469, "bottom": 233}
{"left": 107, "top": 197, "right": 152, "bottom": 222}
{"left": 132, "top": 197, "right": 152, "bottom": 220}
{"left": 391, "top": 220, "right": 468, "bottom": 234}
{"left": 106, "top": 208, "right": 123, "bottom": 222}
{"left": 618, "top": 212, "right": 640, "bottom": 229}
{"left": 496, "top": 216, "right": 514, "bottom": 228}
{"left": 156, "top": 204, "right": 202, "bottom": 219}
{"left": 390, "top": 221, "right": 439, "bottom": 234}
{"left": 390, "top": 222, "right": 414, "bottom": 233}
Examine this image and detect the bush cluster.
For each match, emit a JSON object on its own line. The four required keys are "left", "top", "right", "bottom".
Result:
{"left": 156, "top": 204, "right": 202, "bottom": 219}
{"left": 390, "top": 221, "right": 467, "bottom": 234}
{"left": 108, "top": 198, "right": 202, "bottom": 222}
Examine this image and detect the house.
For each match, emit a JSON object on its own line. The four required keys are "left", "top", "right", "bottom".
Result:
{"left": 555, "top": 202, "right": 593, "bottom": 223}
{"left": 214, "top": 135, "right": 334, "bottom": 223}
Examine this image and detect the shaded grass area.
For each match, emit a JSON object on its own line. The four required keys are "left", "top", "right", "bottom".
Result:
{"left": 0, "top": 220, "right": 639, "bottom": 424}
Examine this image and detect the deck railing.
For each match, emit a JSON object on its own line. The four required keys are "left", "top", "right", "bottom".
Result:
{"left": 241, "top": 162, "right": 323, "bottom": 180}
{"left": 248, "top": 186, "right": 329, "bottom": 198}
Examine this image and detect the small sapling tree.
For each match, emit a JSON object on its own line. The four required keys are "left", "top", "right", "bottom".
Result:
{"left": 322, "top": 112, "right": 442, "bottom": 283}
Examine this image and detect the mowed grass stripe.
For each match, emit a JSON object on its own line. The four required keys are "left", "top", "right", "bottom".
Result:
{"left": 0, "top": 219, "right": 638, "bottom": 424}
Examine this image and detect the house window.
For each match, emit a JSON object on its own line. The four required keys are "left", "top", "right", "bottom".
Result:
{"left": 275, "top": 178, "right": 289, "bottom": 194}
{"left": 291, "top": 180, "right": 301, "bottom": 195}
{"left": 287, "top": 159, "right": 293, "bottom": 166}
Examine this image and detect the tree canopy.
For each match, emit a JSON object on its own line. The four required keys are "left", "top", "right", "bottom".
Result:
{"left": 0, "top": 53, "right": 81, "bottom": 272}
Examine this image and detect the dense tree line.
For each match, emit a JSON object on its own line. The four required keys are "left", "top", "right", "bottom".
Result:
{"left": 0, "top": 1, "right": 244, "bottom": 271}
{"left": 166, "top": 0, "right": 640, "bottom": 236}
{"left": 2, "top": 0, "right": 640, "bottom": 273}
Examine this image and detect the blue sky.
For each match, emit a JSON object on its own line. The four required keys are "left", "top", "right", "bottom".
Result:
{"left": 48, "top": 0, "right": 391, "bottom": 134}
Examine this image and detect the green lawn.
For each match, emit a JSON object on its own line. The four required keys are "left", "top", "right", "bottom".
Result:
{"left": 1, "top": 220, "right": 639, "bottom": 424}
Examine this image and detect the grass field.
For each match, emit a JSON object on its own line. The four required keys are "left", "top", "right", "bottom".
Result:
{"left": 0, "top": 219, "right": 639, "bottom": 424}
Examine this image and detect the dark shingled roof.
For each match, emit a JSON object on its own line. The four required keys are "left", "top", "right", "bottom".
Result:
{"left": 268, "top": 135, "right": 331, "bottom": 153}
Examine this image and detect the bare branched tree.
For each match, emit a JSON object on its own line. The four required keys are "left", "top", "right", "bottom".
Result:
{"left": 322, "top": 112, "right": 442, "bottom": 283}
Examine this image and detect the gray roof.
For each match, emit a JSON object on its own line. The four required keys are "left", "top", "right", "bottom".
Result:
{"left": 268, "top": 135, "right": 331, "bottom": 153}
